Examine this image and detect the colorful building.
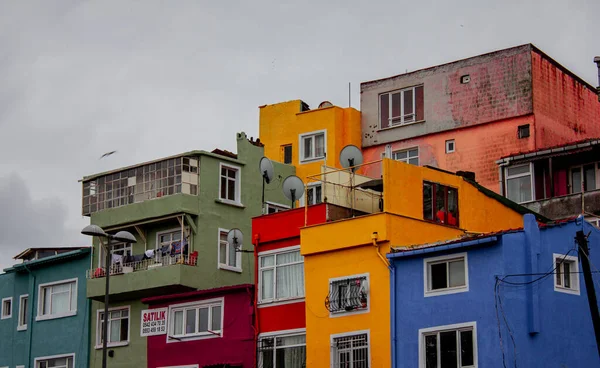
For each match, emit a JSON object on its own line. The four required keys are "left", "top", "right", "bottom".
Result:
{"left": 359, "top": 44, "right": 600, "bottom": 193}
{"left": 496, "top": 138, "right": 600, "bottom": 225}
{"left": 300, "top": 159, "right": 546, "bottom": 367}
{"left": 141, "top": 284, "right": 254, "bottom": 368}
{"left": 81, "top": 132, "right": 294, "bottom": 367}
{"left": 388, "top": 214, "right": 600, "bottom": 367}
{"left": 259, "top": 100, "right": 362, "bottom": 205}
{"left": 0, "top": 247, "right": 91, "bottom": 368}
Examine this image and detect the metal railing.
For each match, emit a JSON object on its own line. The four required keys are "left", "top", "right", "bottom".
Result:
{"left": 331, "top": 333, "right": 369, "bottom": 368}
{"left": 87, "top": 253, "right": 197, "bottom": 279}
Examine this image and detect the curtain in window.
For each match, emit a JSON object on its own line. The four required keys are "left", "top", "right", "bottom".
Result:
{"left": 276, "top": 252, "right": 304, "bottom": 299}
{"left": 276, "top": 335, "right": 306, "bottom": 368}
{"left": 51, "top": 284, "right": 70, "bottom": 314}
{"left": 315, "top": 134, "right": 325, "bottom": 157}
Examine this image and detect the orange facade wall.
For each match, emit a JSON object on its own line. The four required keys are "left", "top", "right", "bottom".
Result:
{"left": 531, "top": 50, "right": 600, "bottom": 148}
{"left": 362, "top": 115, "right": 536, "bottom": 191}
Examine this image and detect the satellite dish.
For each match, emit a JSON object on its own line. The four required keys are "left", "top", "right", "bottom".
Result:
{"left": 339, "top": 145, "right": 364, "bottom": 173}
{"left": 318, "top": 101, "right": 333, "bottom": 108}
{"left": 259, "top": 157, "right": 274, "bottom": 184}
{"left": 227, "top": 228, "right": 243, "bottom": 251}
{"left": 282, "top": 175, "right": 305, "bottom": 208}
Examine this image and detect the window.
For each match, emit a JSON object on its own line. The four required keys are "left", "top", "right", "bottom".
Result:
{"left": 266, "top": 202, "right": 290, "bottom": 214}
{"left": 1, "top": 297, "right": 12, "bottom": 319}
{"left": 445, "top": 140, "right": 455, "bottom": 153}
{"left": 258, "top": 331, "right": 306, "bottom": 368}
{"left": 460, "top": 75, "right": 471, "bottom": 84}
{"left": 307, "top": 184, "right": 322, "bottom": 205}
{"left": 586, "top": 216, "right": 600, "bottom": 229}
{"left": 34, "top": 354, "right": 75, "bottom": 368}
{"left": 420, "top": 322, "right": 477, "bottom": 368}
{"left": 331, "top": 331, "right": 370, "bottom": 368}
{"left": 554, "top": 253, "right": 580, "bottom": 295}
{"left": 219, "top": 163, "right": 241, "bottom": 204}
{"left": 326, "top": 274, "right": 369, "bottom": 314}
{"left": 518, "top": 124, "right": 530, "bottom": 138}
{"left": 393, "top": 148, "right": 419, "bottom": 165}
{"left": 505, "top": 164, "right": 533, "bottom": 203}
{"left": 37, "top": 279, "right": 77, "bottom": 320}
{"left": 570, "top": 163, "right": 598, "bottom": 194}
{"left": 379, "top": 85, "right": 424, "bottom": 129}
{"left": 18, "top": 295, "right": 28, "bottom": 330}
{"left": 299, "top": 130, "right": 326, "bottom": 162}
{"left": 259, "top": 248, "right": 304, "bottom": 303}
{"left": 96, "top": 306, "right": 130, "bottom": 348}
{"left": 168, "top": 299, "right": 223, "bottom": 341}
{"left": 424, "top": 253, "right": 468, "bottom": 296}
{"left": 282, "top": 145, "right": 293, "bottom": 164}
{"left": 423, "top": 182, "right": 459, "bottom": 227}
{"left": 218, "top": 228, "right": 241, "bottom": 272}
{"left": 99, "top": 242, "right": 132, "bottom": 268}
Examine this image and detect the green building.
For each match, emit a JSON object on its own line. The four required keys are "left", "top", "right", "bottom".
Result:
{"left": 81, "top": 132, "right": 294, "bottom": 367}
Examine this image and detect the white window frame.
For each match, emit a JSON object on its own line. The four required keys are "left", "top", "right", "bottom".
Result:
{"left": 218, "top": 162, "right": 242, "bottom": 205}
{"left": 1, "top": 297, "right": 12, "bottom": 319}
{"left": 300, "top": 182, "right": 322, "bottom": 207}
{"left": 218, "top": 227, "right": 242, "bottom": 273}
{"left": 36, "top": 278, "right": 78, "bottom": 321}
{"left": 424, "top": 253, "right": 469, "bottom": 297}
{"left": 265, "top": 201, "right": 290, "bottom": 214}
{"left": 418, "top": 322, "right": 478, "bottom": 368}
{"left": 330, "top": 330, "right": 371, "bottom": 368}
{"left": 166, "top": 297, "right": 224, "bottom": 343}
{"left": 34, "top": 353, "right": 75, "bottom": 368}
{"left": 504, "top": 163, "right": 534, "bottom": 204}
{"left": 553, "top": 253, "right": 580, "bottom": 295}
{"left": 17, "top": 294, "right": 28, "bottom": 330}
{"left": 328, "top": 273, "right": 370, "bottom": 317}
{"left": 379, "top": 85, "right": 421, "bottom": 127}
{"left": 393, "top": 147, "right": 419, "bottom": 165}
{"left": 156, "top": 227, "right": 187, "bottom": 255}
{"left": 585, "top": 216, "right": 600, "bottom": 229}
{"left": 258, "top": 328, "right": 306, "bottom": 368}
{"left": 299, "top": 129, "right": 327, "bottom": 163}
{"left": 569, "top": 162, "right": 600, "bottom": 194}
{"left": 445, "top": 139, "right": 455, "bottom": 153}
{"left": 258, "top": 246, "right": 305, "bottom": 305}
{"left": 95, "top": 305, "right": 131, "bottom": 349}
{"left": 98, "top": 242, "right": 132, "bottom": 268}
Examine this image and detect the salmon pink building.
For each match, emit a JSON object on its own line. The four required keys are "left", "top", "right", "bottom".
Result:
{"left": 141, "top": 284, "right": 254, "bottom": 368}
{"left": 360, "top": 44, "right": 600, "bottom": 195}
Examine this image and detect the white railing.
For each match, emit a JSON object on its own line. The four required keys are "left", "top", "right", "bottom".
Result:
{"left": 87, "top": 253, "right": 198, "bottom": 279}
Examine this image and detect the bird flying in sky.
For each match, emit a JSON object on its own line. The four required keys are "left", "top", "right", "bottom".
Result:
{"left": 99, "top": 150, "right": 117, "bottom": 159}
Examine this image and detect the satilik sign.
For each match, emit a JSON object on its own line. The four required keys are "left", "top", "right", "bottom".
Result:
{"left": 140, "top": 308, "right": 168, "bottom": 336}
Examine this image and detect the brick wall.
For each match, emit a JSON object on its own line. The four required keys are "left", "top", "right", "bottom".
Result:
{"left": 532, "top": 50, "right": 600, "bottom": 148}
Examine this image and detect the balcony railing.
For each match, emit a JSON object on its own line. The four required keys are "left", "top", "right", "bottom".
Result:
{"left": 87, "top": 253, "right": 198, "bottom": 279}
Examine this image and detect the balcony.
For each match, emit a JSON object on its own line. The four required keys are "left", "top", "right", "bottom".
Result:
{"left": 86, "top": 253, "right": 200, "bottom": 302}
{"left": 521, "top": 189, "right": 600, "bottom": 220}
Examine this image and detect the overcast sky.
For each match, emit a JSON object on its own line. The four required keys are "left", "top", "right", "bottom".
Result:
{"left": 0, "top": 0, "right": 598, "bottom": 271}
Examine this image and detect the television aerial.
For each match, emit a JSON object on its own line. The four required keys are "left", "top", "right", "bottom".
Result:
{"left": 259, "top": 157, "right": 275, "bottom": 213}
{"left": 339, "top": 144, "right": 363, "bottom": 173}
{"left": 227, "top": 228, "right": 249, "bottom": 253}
{"left": 282, "top": 175, "right": 305, "bottom": 209}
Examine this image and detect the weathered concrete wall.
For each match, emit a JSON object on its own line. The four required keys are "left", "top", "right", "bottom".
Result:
{"left": 531, "top": 50, "right": 600, "bottom": 148}
{"left": 522, "top": 190, "right": 600, "bottom": 220}
{"left": 360, "top": 45, "right": 533, "bottom": 148}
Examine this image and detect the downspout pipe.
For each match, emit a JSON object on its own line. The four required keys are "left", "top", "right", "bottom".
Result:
{"left": 372, "top": 232, "right": 389, "bottom": 268}
{"left": 23, "top": 264, "right": 35, "bottom": 368}
{"left": 252, "top": 234, "right": 261, "bottom": 368}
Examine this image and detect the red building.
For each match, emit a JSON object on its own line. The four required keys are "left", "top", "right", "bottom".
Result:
{"left": 141, "top": 284, "right": 254, "bottom": 368}
{"left": 252, "top": 204, "right": 352, "bottom": 367}
{"left": 359, "top": 44, "right": 600, "bottom": 194}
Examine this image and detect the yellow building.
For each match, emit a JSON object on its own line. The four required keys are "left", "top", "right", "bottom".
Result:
{"left": 300, "top": 159, "right": 546, "bottom": 367}
{"left": 259, "top": 100, "right": 361, "bottom": 206}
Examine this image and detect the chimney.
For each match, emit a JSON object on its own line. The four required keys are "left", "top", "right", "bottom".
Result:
{"left": 456, "top": 171, "right": 476, "bottom": 182}
{"left": 595, "top": 56, "right": 600, "bottom": 102}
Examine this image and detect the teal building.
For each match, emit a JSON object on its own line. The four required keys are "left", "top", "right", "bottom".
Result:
{"left": 0, "top": 247, "right": 91, "bottom": 368}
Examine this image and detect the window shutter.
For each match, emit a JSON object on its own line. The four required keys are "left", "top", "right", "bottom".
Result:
{"left": 415, "top": 85, "right": 424, "bottom": 121}
{"left": 380, "top": 94, "right": 390, "bottom": 129}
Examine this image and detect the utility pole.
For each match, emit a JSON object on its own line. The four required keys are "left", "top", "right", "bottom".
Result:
{"left": 576, "top": 230, "right": 600, "bottom": 357}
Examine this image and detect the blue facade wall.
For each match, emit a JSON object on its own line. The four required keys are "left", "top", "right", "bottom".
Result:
{"left": 390, "top": 215, "right": 600, "bottom": 367}
{"left": 0, "top": 250, "right": 91, "bottom": 368}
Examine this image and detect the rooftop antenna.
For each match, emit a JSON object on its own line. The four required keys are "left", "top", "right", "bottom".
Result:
{"left": 594, "top": 56, "right": 600, "bottom": 102}
{"left": 282, "top": 175, "right": 305, "bottom": 209}
{"left": 339, "top": 144, "right": 364, "bottom": 217}
{"left": 259, "top": 157, "right": 275, "bottom": 214}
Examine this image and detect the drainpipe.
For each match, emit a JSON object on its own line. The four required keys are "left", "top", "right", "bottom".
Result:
{"left": 372, "top": 232, "right": 389, "bottom": 268}
{"left": 594, "top": 57, "right": 600, "bottom": 102}
{"left": 390, "top": 261, "right": 397, "bottom": 368}
{"left": 23, "top": 264, "right": 35, "bottom": 368}
{"left": 252, "top": 234, "right": 261, "bottom": 368}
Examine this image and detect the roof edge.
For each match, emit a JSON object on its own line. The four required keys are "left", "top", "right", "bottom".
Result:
{"left": 388, "top": 235, "right": 499, "bottom": 260}
{"left": 141, "top": 284, "right": 254, "bottom": 304}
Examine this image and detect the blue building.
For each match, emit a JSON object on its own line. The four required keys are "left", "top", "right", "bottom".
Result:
{"left": 388, "top": 214, "right": 600, "bottom": 368}
{"left": 0, "top": 247, "right": 91, "bottom": 368}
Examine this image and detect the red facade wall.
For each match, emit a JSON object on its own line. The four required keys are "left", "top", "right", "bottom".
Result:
{"left": 252, "top": 205, "right": 328, "bottom": 335}
{"left": 531, "top": 50, "right": 600, "bottom": 148}
{"left": 145, "top": 287, "right": 254, "bottom": 368}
